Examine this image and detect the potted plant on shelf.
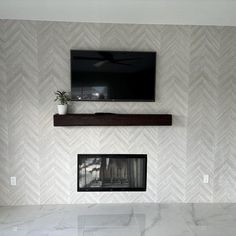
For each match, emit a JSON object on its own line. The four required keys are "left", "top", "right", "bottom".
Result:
{"left": 54, "top": 90, "right": 70, "bottom": 115}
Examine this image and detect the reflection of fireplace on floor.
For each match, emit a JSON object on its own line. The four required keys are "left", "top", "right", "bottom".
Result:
{"left": 78, "top": 154, "right": 146, "bottom": 191}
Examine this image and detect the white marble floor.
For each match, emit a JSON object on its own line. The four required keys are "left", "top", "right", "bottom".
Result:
{"left": 0, "top": 203, "right": 236, "bottom": 236}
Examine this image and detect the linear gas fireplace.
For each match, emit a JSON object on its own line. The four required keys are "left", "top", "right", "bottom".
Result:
{"left": 78, "top": 154, "right": 147, "bottom": 191}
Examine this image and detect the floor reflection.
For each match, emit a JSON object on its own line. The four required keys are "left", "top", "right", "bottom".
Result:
{"left": 0, "top": 203, "right": 236, "bottom": 236}
{"left": 77, "top": 213, "right": 145, "bottom": 236}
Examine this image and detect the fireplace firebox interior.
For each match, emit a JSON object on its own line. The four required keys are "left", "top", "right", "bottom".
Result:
{"left": 78, "top": 154, "right": 147, "bottom": 191}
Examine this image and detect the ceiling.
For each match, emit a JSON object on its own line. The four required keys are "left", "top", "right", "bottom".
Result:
{"left": 0, "top": 0, "right": 235, "bottom": 26}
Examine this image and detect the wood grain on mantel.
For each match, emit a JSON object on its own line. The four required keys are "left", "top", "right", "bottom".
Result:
{"left": 53, "top": 113, "right": 172, "bottom": 126}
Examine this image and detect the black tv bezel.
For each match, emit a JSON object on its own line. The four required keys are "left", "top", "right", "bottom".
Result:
{"left": 70, "top": 50, "right": 156, "bottom": 102}
{"left": 77, "top": 154, "right": 147, "bottom": 192}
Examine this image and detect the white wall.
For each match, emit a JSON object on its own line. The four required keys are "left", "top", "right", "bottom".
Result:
{"left": 0, "top": 20, "right": 236, "bottom": 206}
{"left": 0, "top": 0, "right": 236, "bottom": 26}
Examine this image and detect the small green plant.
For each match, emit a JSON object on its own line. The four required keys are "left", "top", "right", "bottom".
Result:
{"left": 54, "top": 91, "right": 70, "bottom": 105}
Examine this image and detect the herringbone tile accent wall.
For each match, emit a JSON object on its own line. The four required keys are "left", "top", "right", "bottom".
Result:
{"left": 0, "top": 21, "right": 8, "bottom": 206}
{"left": 0, "top": 20, "right": 235, "bottom": 205}
{"left": 187, "top": 26, "right": 220, "bottom": 202}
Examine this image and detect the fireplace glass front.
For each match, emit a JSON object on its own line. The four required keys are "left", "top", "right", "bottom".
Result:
{"left": 78, "top": 154, "right": 147, "bottom": 191}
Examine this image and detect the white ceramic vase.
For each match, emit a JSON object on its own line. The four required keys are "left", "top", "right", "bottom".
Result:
{"left": 57, "top": 104, "right": 67, "bottom": 115}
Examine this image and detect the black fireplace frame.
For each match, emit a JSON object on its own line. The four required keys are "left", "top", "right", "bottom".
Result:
{"left": 77, "top": 154, "right": 147, "bottom": 192}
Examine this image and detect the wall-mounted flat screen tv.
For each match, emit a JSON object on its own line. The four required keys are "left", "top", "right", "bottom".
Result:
{"left": 71, "top": 50, "right": 156, "bottom": 101}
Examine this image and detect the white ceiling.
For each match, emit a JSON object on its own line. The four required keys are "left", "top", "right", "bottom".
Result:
{"left": 0, "top": 0, "right": 236, "bottom": 26}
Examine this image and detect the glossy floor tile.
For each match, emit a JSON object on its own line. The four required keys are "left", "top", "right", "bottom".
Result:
{"left": 0, "top": 203, "right": 236, "bottom": 236}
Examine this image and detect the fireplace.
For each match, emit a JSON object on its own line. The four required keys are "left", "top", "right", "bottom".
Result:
{"left": 77, "top": 154, "right": 147, "bottom": 191}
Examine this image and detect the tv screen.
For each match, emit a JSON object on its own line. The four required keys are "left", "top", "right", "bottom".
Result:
{"left": 71, "top": 50, "right": 156, "bottom": 101}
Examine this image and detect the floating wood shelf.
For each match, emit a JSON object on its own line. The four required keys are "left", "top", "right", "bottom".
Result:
{"left": 54, "top": 113, "right": 172, "bottom": 126}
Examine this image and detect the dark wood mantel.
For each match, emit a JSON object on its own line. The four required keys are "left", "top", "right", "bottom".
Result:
{"left": 53, "top": 113, "right": 172, "bottom": 126}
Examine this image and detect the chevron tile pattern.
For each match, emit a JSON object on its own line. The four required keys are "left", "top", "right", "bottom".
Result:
{"left": 213, "top": 27, "right": 236, "bottom": 202}
{"left": 0, "top": 20, "right": 9, "bottom": 206}
{"left": 0, "top": 20, "right": 236, "bottom": 205}
{"left": 186, "top": 26, "right": 220, "bottom": 202}
{"left": 156, "top": 26, "right": 189, "bottom": 202}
